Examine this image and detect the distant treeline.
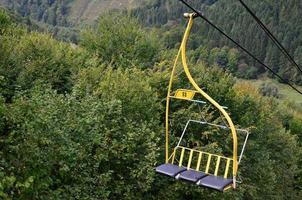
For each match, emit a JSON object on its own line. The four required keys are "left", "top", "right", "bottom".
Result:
{"left": 2, "top": 0, "right": 71, "bottom": 26}
{"left": 3, "top": 0, "right": 302, "bottom": 85}
{"left": 131, "top": 0, "right": 302, "bottom": 85}
{"left": 0, "top": 0, "right": 78, "bottom": 42}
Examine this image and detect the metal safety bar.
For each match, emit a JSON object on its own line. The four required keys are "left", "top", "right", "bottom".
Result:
{"left": 169, "top": 96, "right": 207, "bottom": 105}
{"left": 238, "top": 132, "right": 250, "bottom": 165}
{"left": 176, "top": 119, "right": 207, "bottom": 147}
{"left": 176, "top": 119, "right": 250, "bottom": 166}
{"left": 169, "top": 95, "right": 229, "bottom": 109}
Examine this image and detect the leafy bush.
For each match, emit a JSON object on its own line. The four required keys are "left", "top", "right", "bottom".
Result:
{"left": 1, "top": 67, "right": 161, "bottom": 199}
{"left": 0, "top": 9, "right": 12, "bottom": 33}
{"left": 0, "top": 30, "right": 97, "bottom": 101}
{"left": 80, "top": 13, "right": 161, "bottom": 69}
{"left": 236, "top": 63, "right": 258, "bottom": 79}
{"left": 259, "top": 82, "right": 281, "bottom": 98}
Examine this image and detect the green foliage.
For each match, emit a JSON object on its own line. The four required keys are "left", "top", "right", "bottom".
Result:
{"left": 12, "top": 33, "right": 91, "bottom": 92}
{"left": 236, "top": 63, "right": 258, "bottom": 79}
{"left": 0, "top": 26, "right": 97, "bottom": 101}
{"left": 1, "top": 67, "right": 161, "bottom": 199}
{"left": 0, "top": 4, "right": 301, "bottom": 199}
{"left": 0, "top": 8, "right": 12, "bottom": 32}
{"left": 3, "top": 0, "right": 71, "bottom": 26}
{"left": 259, "top": 82, "right": 281, "bottom": 98}
{"left": 132, "top": 0, "right": 302, "bottom": 85}
{"left": 80, "top": 13, "right": 160, "bottom": 69}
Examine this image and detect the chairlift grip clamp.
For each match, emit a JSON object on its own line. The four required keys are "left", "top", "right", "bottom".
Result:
{"left": 183, "top": 12, "right": 200, "bottom": 19}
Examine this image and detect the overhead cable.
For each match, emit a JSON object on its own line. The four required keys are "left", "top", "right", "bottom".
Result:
{"left": 238, "top": 0, "right": 302, "bottom": 75}
{"left": 178, "top": 0, "right": 302, "bottom": 95}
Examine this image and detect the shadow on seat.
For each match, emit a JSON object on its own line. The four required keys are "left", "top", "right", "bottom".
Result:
{"left": 197, "top": 175, "right": 233, "bottom": 192}
{"left": 155, "top": 163, "right": 186, "bottom": 177}
{"left": 178, "top": 170, "right": 207, "bottom": 183}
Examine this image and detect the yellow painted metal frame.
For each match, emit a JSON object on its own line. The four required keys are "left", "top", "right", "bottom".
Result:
{"left": 165, "top": 14, "right": 238, "bottom": 188}
{"left": 171, "top": 146, "right": 233, "bottom": 178}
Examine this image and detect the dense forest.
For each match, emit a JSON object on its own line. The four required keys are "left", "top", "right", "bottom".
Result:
{"left": 0, "top": 0, "right": 71, "bottom": 26}
{"left": 0, "top": 0, "right": 142, "bottom": 26}
{"left": 0, "top": 1, "right": 302, "bottom": 199}
{"left": 2, "top": 0, "right": 302, "bottom": 85}
{"left": 131, "top": 0, "right": 302, "bottom": 85}
{"left": 0, "top": 0, "right": 80, "bottom": 42}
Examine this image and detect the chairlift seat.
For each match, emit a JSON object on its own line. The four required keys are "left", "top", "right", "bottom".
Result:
{"left": 157, "top": 13, "right": 250, "bottom": 193}
{"left": 197, "top": 175, "right": 233, "bottom": 192}
{"left": 178, "top": 170, "right": 208, "bottom": 183}
{"left": 156, "top": 163, "right": 186, "bottom": 177}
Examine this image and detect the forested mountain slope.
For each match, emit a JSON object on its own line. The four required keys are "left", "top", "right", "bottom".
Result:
{"left": 0, "top": 0, "right": 146, "bottom": 41}
{"left": 0, "top": 0, "right": 142, "bottom": 26}
{"left": 132, "top": 0, "right": 302, "bottom": 85}
{"left": 1, "top": 1, "right": 301, "bottom": 94}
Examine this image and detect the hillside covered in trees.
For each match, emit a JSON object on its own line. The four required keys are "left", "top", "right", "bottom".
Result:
{"left": 0, "top": 0, "right": 144, "bottom": 26}
{"left": 131, "top": 0, "right": 302, "bottom": 85}
{"left": 2, "top": 0, "right": 302, "bottom": 87}
{"left": 0, "top": 1, "right": 302, "bottom": 200}
{"left": 0, "top": 0, "right": 145, "bottom": 42}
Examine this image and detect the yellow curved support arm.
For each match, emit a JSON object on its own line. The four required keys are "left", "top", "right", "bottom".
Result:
{"left": 165, "top": 14, "right": 238, "bottom": 188}
{"left": 165, "top": 43, "right": 182, "bottom": 164}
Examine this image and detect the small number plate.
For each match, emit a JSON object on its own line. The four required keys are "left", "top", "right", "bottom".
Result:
{"left": 174, "top": 89, "right": 196, "bottom": 100}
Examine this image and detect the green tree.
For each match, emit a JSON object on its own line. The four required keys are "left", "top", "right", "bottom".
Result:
{"left": 0, "top": 9, "right": 12, "bottom": 33}
{"left": 227, "top": 48, "right": 239, "bottom": 73}
{"left": 0, "top": 25, "right": 96, "bottom": 101}
{"left": 259, "top": 82, "right": 281, "bottom": 98}
{"left": 80, "top": 13, "right": 160, "bottom": 69}
{"left": 1, "top": 67, "right": 161, "bottom": 199}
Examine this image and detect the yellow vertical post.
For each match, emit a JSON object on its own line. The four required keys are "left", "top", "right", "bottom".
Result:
{"left": 179, "top": 148, "right": 185, "bottom": 167}
{"left": 224, "top": 159, "right": 231, "bottom": 179}
{"left": 187, "top": 149, "right": 194, "bottom": 169}
{"left": 205, "top": 154, "right": 212, "bottom": 173}
{"left": 165, "top": 29, "right": 185, "bottom": 163}
{"left": 214, "top": 157, "right": 221, "bottom": 176}
{"left": 196, "top": 152, "right": 203, "bottom": 171}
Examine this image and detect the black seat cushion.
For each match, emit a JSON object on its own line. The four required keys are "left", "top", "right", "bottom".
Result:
{"left": 178, "top": 170, "right": 208, "bottom": 183}
{"left": 156, "top": 163, "right": 186, "bottom": 177}
{"left": 197, "top": 175, "right": 233, "bottom": 191}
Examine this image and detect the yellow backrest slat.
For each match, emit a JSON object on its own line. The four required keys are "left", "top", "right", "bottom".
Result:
{"left": 196, "top": 152, "right": 203, "bottom": 171}
{"left": 187, "top": 149, "right": 194, "bottom": 169}
{"left": 214, "top": 156, "right": 221, "bottom": 176}
{"left": 205, "top": 154, "right": 212, "bottom": 173}
{"left": 172, "top": 146, "right": 232, "bottom": 178}
{"left": 224, "top": 159, "right": 231, "bottom": 179}
{"left": 179, "top": 148, "right": 185, "bottom": 167}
